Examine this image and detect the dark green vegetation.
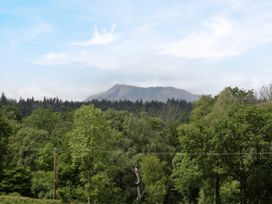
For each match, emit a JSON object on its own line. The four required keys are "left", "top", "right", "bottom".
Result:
{"left": 0, "top": 195, "right": 61, "bottom": 204}
{"left": 0, "top": 86, "right": 271, "bottom": 203}
{"left": 14, "top": 94, "right": 192, "bottom": 121}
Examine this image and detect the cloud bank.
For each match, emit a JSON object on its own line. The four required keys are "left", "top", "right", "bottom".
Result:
{"left": 160, "top": 11, "right": 272, "bottom": 59}
{"left": 72, "top": 24, "right": 116, "bottom": 46}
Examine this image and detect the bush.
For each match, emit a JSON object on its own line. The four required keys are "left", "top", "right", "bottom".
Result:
{"left": 0, "top": 167, "right": 31, "bottom": 196}
{"left": 0, "top": 195, "right": 62, "bottom": 204}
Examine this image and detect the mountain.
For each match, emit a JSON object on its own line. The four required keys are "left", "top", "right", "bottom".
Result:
{"left": 86, "top": 84, "right": 200, "bottom": 102}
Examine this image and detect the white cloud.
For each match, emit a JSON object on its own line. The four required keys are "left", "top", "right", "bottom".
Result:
{"left": 160, "top": 17, "right": 237, "bottom": 59}
{"left": 34, "top": 51, "right": 121, "bottom": 70}
{"left": 160, "top": 11, "right": 272, "bottom": 59}
{"left": 72, "top": 24, "right": 116, "bottom": 46}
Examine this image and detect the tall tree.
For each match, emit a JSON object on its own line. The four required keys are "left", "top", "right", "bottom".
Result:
{"left": 0, "top": 108, "right": 11, "bottom": 174}
{"left": 212, "top": 105, "right": 272, "bottom": 204}
{"left": 140, "top": 155, "right": 167, "bottom": 203}
{"left": 172, "top": 87, "right": 258, "bottom": 203}
{"left": 68, "top": 105, "right": 121, "bottom": 203}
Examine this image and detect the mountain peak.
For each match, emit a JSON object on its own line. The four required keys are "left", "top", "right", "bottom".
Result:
{"left": 86, "top": 84, "right": 200, "bottom": 102}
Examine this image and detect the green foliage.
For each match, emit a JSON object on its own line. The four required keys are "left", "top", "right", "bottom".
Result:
{"left": 190, "top": 95, "right": 215, "bottom": 122}
{"left": 220, "top": 180, "right": 239, "bottom": 204}
{"left": 31, "top": 171, "right": 52, "bottom": 199}
{"left": 69, "top": 105, "right": 114, "bottom": 163}
{"left": 35, "top": 143, "right": 54, "bottom": 171}
{"left": 173, "top": 87, "right": 272, "bottom": 203}
{"left": 0, "top": 87, "right": 271, "bottom": 203}
{"left": 0, "top": 195, "right": 62, "bottom": 204}
{"left": 0, "top": 167, "right": 31, "bottom": 196}
{"left": 17, "top": 95, "right": 192, "bottom": 120}
{"left": 122, "top": 112, "right": 175, "bottom": 157}
{"left": 141, "top": 155, "right": 167, "bottom": 203}
{"left": 68, "top": 105, "right": 121, "bottom": 203}
{"left": 89, "top": 171, "right": 122, "bottom": 203}
{"left": 172, "top": 154, "right": 203, "bottom": 193}
{"left": 23, "top": 108, "right": 62, "bottom": 134}
{"left": 212, "top": 105, "right": 272, "bottom": 203}
{"left": 0, "top": 108, "right": 12, "bottom": 172}
{"left": 8, "top": 127, "right": 49, "bottom": 168}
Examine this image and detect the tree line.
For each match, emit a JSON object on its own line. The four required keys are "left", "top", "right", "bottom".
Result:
{"left": 0, "top": 86, "right": 272, "bottom": 203}
{"left": 0, "top": 93, "right": 192, "bottom": 122}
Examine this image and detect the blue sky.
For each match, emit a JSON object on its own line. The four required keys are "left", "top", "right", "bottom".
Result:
{"left": 0, "top": 0, "right": 272, "bottom": 100}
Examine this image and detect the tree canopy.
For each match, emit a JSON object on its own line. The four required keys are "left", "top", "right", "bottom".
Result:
{"left": 0, "top": 87, "right": 272, "bottom": 203}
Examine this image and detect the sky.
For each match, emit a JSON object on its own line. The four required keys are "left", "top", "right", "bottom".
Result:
{"left": 0, "top": 0, "right": 272, "bottom": 101}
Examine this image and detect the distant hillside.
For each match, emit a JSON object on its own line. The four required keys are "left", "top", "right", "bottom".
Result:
{"left": 86, "top": 84, "right": 200, "bottom": 102}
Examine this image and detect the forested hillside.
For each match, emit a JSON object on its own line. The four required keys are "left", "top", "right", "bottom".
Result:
{"left": 1, "top": 94, "right": 191, "bottom": 122}
{"left": 0, "top": 87, "right": 272, "bottom": 203}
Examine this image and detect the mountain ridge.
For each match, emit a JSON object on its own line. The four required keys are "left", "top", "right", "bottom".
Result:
{"left": 86, "top": 84, "right": 200, "bottom": 102}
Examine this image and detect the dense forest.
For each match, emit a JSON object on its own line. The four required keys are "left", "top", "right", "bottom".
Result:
{"left": 0, "top": 94, "right": 192, "bottom": 122}
{"left": 0, "top": 86, "right": 272, "bottom": 203}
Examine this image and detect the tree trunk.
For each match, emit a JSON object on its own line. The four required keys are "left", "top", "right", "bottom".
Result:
{"left": 214, "top": 176, "right": 221, "bottom": 204}
{"left": 240, "top": 178, "right": 247, "bottom": 204}
{"left": 133, "top": 165, "right": 142, "bottom": 202}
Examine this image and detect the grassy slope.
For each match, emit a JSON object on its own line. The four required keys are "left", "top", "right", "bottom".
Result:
{"left": 0, "top": 196, "right": 62, "bottom": 204}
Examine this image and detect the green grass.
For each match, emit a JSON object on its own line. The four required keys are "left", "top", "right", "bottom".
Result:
{"left": 0, "top": 196, "right": 62, "bottom": 204}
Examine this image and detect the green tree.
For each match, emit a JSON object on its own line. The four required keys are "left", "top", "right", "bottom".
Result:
{"left": 8, "top": 127, "right": 49, "bottom": 169}
{"left": 0, "top": 108, "right": 11, "bottom": 173}
{"left": 172, "top": 154, "right": 203, "bottom": 204}
{"left": 0, "top": 167, "right": 31, "bottom": 196}
{"left": 68, "top": 105, "right": 121, "bottom": 203}
{"left": 31, "top": 171, "right": 52, "bottom": 199}
{"left": 141, "top": 155, "right": 167, "bottom": 204}
{"left": 23, "top": 108, "right": 62, "bottom": 134}
{"left": 212, "top": 105, "right": 272, "bottom": 204}
{"left": 173, "top": 88, "right": 259, "bottom": 203}
{"left": 105, "top": 109, "right": 178, "bottom": 203}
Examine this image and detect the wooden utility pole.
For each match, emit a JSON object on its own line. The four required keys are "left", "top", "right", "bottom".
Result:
{"left": 53, "top": 147, "right": 58, "bottom": 200}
